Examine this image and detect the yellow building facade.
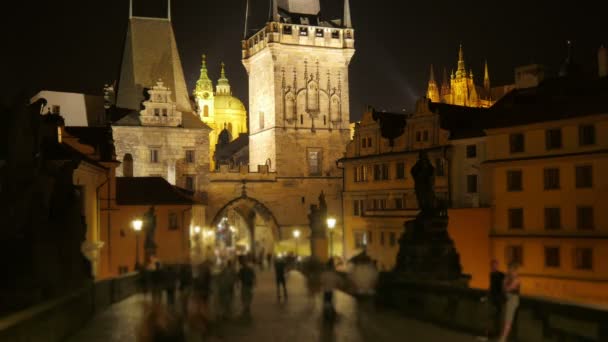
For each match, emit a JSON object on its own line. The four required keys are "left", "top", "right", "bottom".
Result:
{"left": 484, "top": 77, "right": 608, "bottom": 305}
{"left": 194, "top": 55, "right": 248, "bottom": 170}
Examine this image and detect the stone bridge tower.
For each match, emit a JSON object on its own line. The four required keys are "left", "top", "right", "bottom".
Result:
{"left": 242, "top": 0, "right": 355, "bottom": 176}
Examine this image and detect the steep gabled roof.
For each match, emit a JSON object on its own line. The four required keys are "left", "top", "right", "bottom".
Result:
{"left": 116, "top": 177, "right": 199, "bottom": 205}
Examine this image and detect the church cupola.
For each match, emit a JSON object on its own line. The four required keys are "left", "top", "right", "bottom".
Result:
{"left": 216, "top": 62, "right": 232, "bottom": 96}
{"left": 194, "top": 54, "right": 214, "bottom": 97}
{"left": 140, "top": 79, "right": 182, "bottom": 127}
{"left": 194, "top": 54, "right": 215, "bottom": 121}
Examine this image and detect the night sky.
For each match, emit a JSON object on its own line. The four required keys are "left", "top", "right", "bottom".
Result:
{"left": 4, "top": 0, "right": 605, "bottom": 120}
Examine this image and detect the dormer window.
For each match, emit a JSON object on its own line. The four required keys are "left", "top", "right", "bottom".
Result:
{"left": 154, "top": 108, "right": 160, "bottom": 116}
{"left": 283, "top": 25, "right": 292, "bottom": 35}
{"left": 162, "top": 108, "right": 168, "bottom": 116}
{"left": 299, "top": 27, "right": 308, "bottom": 36}
{"left": 300, "top": 17, "right": 309, "bottom": 25}
{"left": 331, "top": 30, "right": 340, "bottom": 39}
{"left": 315, "top": 29, "right": 324, "bottom": 37}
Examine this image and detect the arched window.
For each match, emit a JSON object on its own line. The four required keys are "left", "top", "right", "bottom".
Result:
{"left": 123, "top": 154, "right": 133, "bottom": 177}
{"left": 204, "top": 105, "right": 209, "bottom": 117}
{"left": 285, "top": 94, "right": 295, "bottom": 121}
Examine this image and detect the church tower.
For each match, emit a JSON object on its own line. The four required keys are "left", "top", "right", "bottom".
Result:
{"left": 242, "top": 0, "right": 355, "bottom": 176}
{"left": 194, "top": 55, "right": 215, "bottom": 122}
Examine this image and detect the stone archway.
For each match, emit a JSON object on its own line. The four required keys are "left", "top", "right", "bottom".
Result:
{"left": 210, "top": 197, "right": 280, "bottom": 256}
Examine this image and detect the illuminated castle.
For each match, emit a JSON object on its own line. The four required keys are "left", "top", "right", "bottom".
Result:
{"left": 427, "top": 45, "right": 513, "bottom": 108}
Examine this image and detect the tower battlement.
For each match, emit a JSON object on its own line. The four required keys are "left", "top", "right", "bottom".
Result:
{"left": 242, "top": 22, "right": 354, "bottom": 59}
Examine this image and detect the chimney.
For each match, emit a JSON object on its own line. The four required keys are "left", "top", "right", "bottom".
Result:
{"left": 599, "top": 45, "right": 608, "bottom": 78}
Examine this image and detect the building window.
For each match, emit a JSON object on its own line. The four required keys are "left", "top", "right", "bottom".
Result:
{"left": 544, "top": 207, "right": 561, "bottom": 230}
{"left": 416, "top": 131, "right": 421, "bottom": 142}
{"left": 545, "top": 128, "right": 562, "bottom": 150}
{"left": 423, "top": 130, "right": 429, "bottom": 141}
{"left": 354, "top": 231, "right": 367, "bottom": 249}
{"left": 544, "top": 247, "right": 560, "bottom": 268}
{"left": 543, "top": 168, "right": 560, "bottom": 190}
{"left": 185, "top": 176, "right": 195, "bottom": 191}
{"left": 168, "top": 212, "right": 179, "bottom": 230}
{"left": 367, "top": 137, "right": 372, "bottom": 147}
{"left": 331, "top": 30, "right": 340, "bottom": 38}
{"left": 574, "top": 248, "right": 593, "bottom": 270}
{"left": 299, "top": 27, "right": 308, "bottom": 36}
{"left": 185, "top": 150, "right": 195, "bottom": 164}
{"left": 373, "top": 165, "right": 381, "bottom": 181}
{"left": 380, "top": 232, "right": 385, "bottom": 246}
{"left": 360, "top": 165, "right": 369, "bottom": 182}
{"left": 396, "top": 162, "right": 406, "bottom": 179}
{"left": 374, "top": 164, "right": 389, "bottom": 181}
{"left": 259, "top": 112, "right": 265, "bottom": 129}
{"left": 435, "top": 159, "right": 445, "bottom": 177}
{"left": 203, "top": 105, "right": 209, "bottom": 117}
{"left": 300, "top": 115, "right": 304, "bottom": 125}
{"left": 466, "top": 144, "right": 477, "bottom": 158}
{"left": 509, "top": 133, "right": 525, "bottom": 153}
{"left": 505, "top": 245, "right": 523, "bottom": 266}
{"left": 150, "top": 149, "right": 159, "bottom": 163}
{"left": 378, "top": 199, "right": 386, "bottom": 210}
{"left": 283, "top": 25, "right": 292, "bottom": 35}
{"left": 389, "top": 232, "right": 396, "bottom": 247}
{"left": 51, "top": 105, "right": 61, "bottom": 114}
{"left": 577, "top": 206, "right": 594, "bottom": 231}
{"left": 508, "top": 208, "right": 524, "bottom": 230}
{"left": 507, "top": 170, "right": 522, "bottom": 191}
{"left": 162, "top": 108, "right": 168, "bottom": 116}
{"left": 154, "top": 108, "right": 160, "bottom": 116}
{"left": 123, "top": 153, "right": 134, "bottom": 177}
{"left": 575, "top": 165, "right": 593, "bottom": 188}
{"left": 394, "top": 198, "right": 404, "bottom": 209}
{"left": 353, "top": 200, "right": 363, "bottom": 216}
{"left": 308, "top": 150, "right": 321, "bottom": 176}
{"left": 315, "top": 28, "right": 324, "bottom": 37}
{"left": 467, "top": 174, "right": 478, "bottom": 193}
{"left": 361, "top": 138, "right": 366, "bottom": 148}
{"left": 353, "top": 166, "right": 360, "bottom": 182}
{"left": 579, "top": 124, "right": 596, "bottom": 146}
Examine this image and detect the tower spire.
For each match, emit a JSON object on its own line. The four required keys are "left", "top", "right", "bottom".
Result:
{"left": 167, "top": 0, "right": 171, "bottom": 21}
{"left": 272, "top": 0, "right": 279, "bottom": 22}
{"left": 217, "top": 62, "right": 232, "bottom": 95}
{"left": 483, "top": 60, "right": 491, "bottom": 91}
{"left": 243, "top": 0, "right": 250, "bottom": 39}
{"left": 343, "top": 0, "right": 352, "bottom": 28}
{"left": 426, "top": 64, "right": 440, "bottom": 103}
{"left": 441, "top": 67, "right": 450, "bottom": 98}
{"left": 456, "top": 44, "right": 466, "bottom": 77}
{"left": 194, "top": 54, "right": 214, "bottom": 96}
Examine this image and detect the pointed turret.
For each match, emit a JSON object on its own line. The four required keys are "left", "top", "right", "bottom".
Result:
{"left": 195, "top": 54, "right": 214, "bottom": 97}
{"left": 426, "top": 64, "right": 440, "bottom": 103}
{"left": 217, "top": 62, "right": 232, "bottom": 95}
{"left": 483, "top": 60, "right": 491, "bottom": 91}
{"left": 343, "top": 0, "right": 352, "bottom": 28}
{"left": 456, "top": 44, "right": 466, "bottom": 78}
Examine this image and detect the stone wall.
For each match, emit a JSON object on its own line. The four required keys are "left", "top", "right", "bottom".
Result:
{"left": 376, "top": 272, "right": 608, "bottom": 341}
{"left": 0, "top": 273, "right": 139, "bottom": 342}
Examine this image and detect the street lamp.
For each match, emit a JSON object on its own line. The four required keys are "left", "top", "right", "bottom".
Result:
{"left": 327, "top": 217, "right": 336, "bottom": 257}
{"left": 132, "top": 219, "right": 143, "bottom": 271}
{"left": 293, "top": 229, "right": 301, "bottom": 257}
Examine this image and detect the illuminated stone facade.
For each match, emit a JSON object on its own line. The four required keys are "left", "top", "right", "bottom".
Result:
{"left": 194, "top": 56, "right": 248, "bottom": 170}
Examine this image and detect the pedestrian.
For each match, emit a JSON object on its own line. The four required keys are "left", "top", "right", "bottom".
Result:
{"left": 486, "top": 259, "right": 506, "bottom": 339}
{"left": 150, "top": 261, "right": 163, "bottom": 304}
{"left": 178, "top": 264, "right": 193, "bottom": 316}
{"left": 266, "top": 253, "right": 273, "bottom": 269}
{"left": 218, "top": 260, "right": 237, "bottom": 319}
{"left": 274, "top": 256, "right": 288, "bottom": 300}
{"left": 320, "top": 258, "right": 341, "bottom": 318}
{"left": 238, "top": 257, "right": 256, "bottom": 316}
{"left": 499, "top": 262, "right": 521, "bottom": 342}
{"left": 164, "top": 265, "right": 177, "bottom": 308}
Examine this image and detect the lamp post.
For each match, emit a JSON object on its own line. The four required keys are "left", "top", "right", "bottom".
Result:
{"left": 327, "top": 217, "right": 336, "bottom": 257}
{"left": 132, "top": 219, "right": 143, "bottom": 271}
{"left": 293, "top": 229, "right": 301, "bottom": 257}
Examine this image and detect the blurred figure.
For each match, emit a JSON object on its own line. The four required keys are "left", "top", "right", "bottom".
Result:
{"left": 150, "top": 261, "right": 164, "bottom": 304}
{"left": 218, "top": 260, "right": 237, "bottom": 319}
{"left": 274, "top": 256, "right": 288, "bottom": 301}
{"left": 164, "top": 265, "right": 177, "bottom": 308}
{"left": 499, "top": 263, "right": 521, "bottom": 342}
{"left": 347, "top": 256, "right": 378, "bottom": 296}
{"left": 138, "top": 301, "right": 185, "bottom": 342}
{"left": 187, "top": 261, "right": 211, "bottom": 334}
{"left": 488, "top": 259, "right": 505, "bottom": 338}
{"left": 178, "top": 264, "right": 193, "bottom": 315}
{"left": 238, "top": 258, "right": 256, "bottom": 316}
{"left": 320, "top": 259, "right": 341, "bottom": 318}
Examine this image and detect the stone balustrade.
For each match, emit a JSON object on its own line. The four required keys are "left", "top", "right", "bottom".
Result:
{"left": 0, "top": 273, "right": 140, "bottom": 342}
{"left": 376, "top": 272, "right": 608, "bottom": 341}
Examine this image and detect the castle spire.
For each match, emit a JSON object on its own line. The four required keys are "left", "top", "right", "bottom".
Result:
{"left": 426, "top": 64, "right": 440, "bottom": 103}
{"left": 195, "top": 54, "right": 214, "bottom": 96}
{"left": 343, "top": 0, "right": 352, "bottom": 28}
{"left": 243, "top": 0, "right": 250, "bottom": 39}
{"left": 483, "top": 60, "right": 491, "bottom": 91}
{"left": 217, "top": 62, "right": 232, "bottom": 95}
{"left": 456, "top": 44, "right": 466, "bottom": 78}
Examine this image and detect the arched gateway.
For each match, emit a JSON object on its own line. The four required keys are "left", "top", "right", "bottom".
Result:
{"left": 209, "top": 196, "right": 280, "bottom": 256}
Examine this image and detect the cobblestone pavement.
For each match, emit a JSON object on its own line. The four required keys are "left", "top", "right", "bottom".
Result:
{"left": 67, "top": 270, "right": 477, "bottom": 342}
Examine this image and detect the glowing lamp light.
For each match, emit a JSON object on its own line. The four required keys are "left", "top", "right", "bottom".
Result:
{"left": 293, "top": 229, "right": 301, "bottom": 239}
{"left": 193, "top": 226, "right": 201, "bottom": 234}
{"left": 327, "top": 218, "right": 336, "bottom": 230}
{"left": 132, "top": 219, "right": 143, "bottom": 232}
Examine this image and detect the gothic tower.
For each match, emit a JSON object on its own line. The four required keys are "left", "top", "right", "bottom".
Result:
{"left": 242, "top": 0, "right": 355, "bottom": 176}
{"left": 426, "top": 65, "right": 440, "bottom": 103}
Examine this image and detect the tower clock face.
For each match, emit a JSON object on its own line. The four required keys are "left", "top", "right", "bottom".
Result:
{"left": 203, "top": 92, "right": 210, "bottom": 99}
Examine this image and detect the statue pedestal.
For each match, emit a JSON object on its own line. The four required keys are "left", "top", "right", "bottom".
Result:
{"left": 310, "top": 237, "right": 329, "bottom": 262}
{"left": 394, "top": 214, "right": 470, "bottom": 286}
